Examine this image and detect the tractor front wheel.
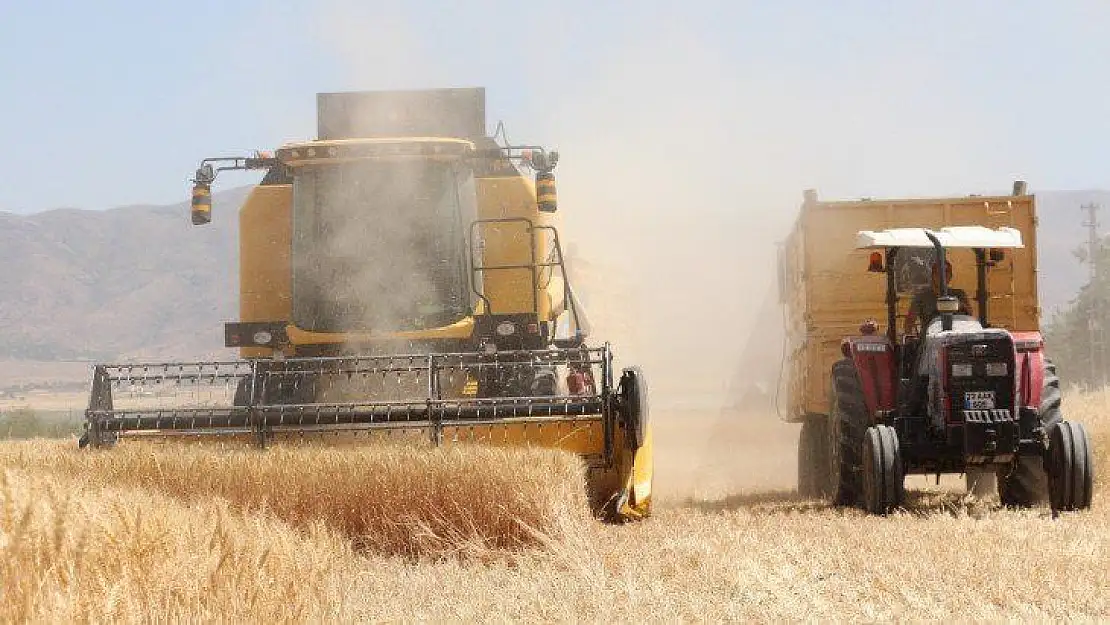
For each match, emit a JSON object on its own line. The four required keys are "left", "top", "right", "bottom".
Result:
{"left": 862, "top": 424, "right": 904, "bottom": 515}
{"left": 1046, "top": 421, "right": 1094, "bottom": 512}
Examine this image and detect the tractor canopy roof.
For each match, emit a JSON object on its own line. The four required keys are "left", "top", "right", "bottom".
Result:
{"left": 855, "top": 226, "right": 1024, "bottom": 250}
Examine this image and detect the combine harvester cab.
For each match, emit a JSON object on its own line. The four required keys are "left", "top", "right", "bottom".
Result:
{"left": 781, "top": 183, "right": 1094, "bottom": 515}
{"left": 80, "top": 88, "right": 652, "bottom": 521}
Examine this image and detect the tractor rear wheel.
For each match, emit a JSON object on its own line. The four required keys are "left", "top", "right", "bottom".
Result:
{"left": 830, "top": 359, "right": 867, "bottom": 506}
{"left": 798, "top": 416, "right": 831, "bottom": 498}
{"left": 862, "top": 424, "right": 904, "bottom": 515}
{"left": 998, "top": 359, "right": 1062, "bottom": 506}
{"left": 1046, "top": 421, "right": 1094, "bottom": 512}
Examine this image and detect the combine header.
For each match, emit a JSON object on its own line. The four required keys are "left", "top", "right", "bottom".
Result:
{"left": 80, "top": 87, "right": 652, "bottom": 520}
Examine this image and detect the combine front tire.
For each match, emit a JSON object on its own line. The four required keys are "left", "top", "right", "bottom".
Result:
{"left": 862, "top": 424, "right": 904, "bottom": 515}
{"left": 1046, "top": 421, "right": 1094, "bottom": 512}
{"left": 619, "top": 366, "right": 649, "bottom": 451}
{"left": 589, "top": 365, "right": 652, "bottom": 522}
{"left": 830, "top": 359, "right": 867, "bottom": 506}
{"left": 798, "top": 416, "right": 831, "bottom": 498}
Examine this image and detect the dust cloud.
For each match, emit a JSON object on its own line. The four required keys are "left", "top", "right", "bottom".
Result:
{"left": 296, "top": 3, "right": 1006, "bottom": 497}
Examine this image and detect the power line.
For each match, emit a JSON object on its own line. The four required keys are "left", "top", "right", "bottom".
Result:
{"left": 1081, "top": 202, "right": 1104, "bottom": 386}
{"left": 1082, "top": 203, "right": 1100, "bottom": 280}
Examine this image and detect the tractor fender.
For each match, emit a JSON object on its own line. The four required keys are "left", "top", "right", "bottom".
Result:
{"left": 842, "top": 336, "right": 897, "bottom": 416}
{"left": 1011, "top": 331, "right": 1046, "bottom": 410}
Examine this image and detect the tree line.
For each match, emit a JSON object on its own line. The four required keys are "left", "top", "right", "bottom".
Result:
{"left": 1044, "top": 238, "right": 1110, "bottom": 389}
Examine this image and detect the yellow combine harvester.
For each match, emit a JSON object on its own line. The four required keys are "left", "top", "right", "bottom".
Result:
{"left": 80, "top": 87, "right": 652, "bottom": 520}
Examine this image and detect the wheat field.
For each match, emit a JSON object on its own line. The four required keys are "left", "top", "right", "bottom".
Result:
{"left": 1, "top": 393, "right": 1107, "bottom": 622}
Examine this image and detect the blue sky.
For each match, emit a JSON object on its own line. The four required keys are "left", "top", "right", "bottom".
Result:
{"left": 3, "top": 1, "right": 1108, "bottom": 401}
{"left": 2, "top": 1, "right": 1109, "bottom": 216}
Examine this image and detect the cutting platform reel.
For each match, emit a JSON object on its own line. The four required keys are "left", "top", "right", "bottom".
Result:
{"left": 80, "top": 345, "right": 652, "bottom": 520}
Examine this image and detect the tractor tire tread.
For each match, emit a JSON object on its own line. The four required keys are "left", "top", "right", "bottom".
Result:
{"left": 831, "top": 359, "right": 868, "bottom": 506}
{"left": 999, "top": 358, "right": 1059, "bottom": 507}
{"left": 1048, "top": 421, "right": 1094, "bottom": 512}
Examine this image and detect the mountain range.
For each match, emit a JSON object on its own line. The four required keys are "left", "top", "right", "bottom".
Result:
{"left": 0, "top": 187, "right": 1104, "bottom": 393}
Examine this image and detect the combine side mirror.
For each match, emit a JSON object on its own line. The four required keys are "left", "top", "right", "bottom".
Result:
{"left": 530, "top": 149, "right": 559, "bottom": 171}
{"left": 190, "top": 163, "right": 215, "bottom": 225}
{"left": 536, "top": 170, "right": 557, "bottom": 213}
{"left": 530, "top": 149, "right": 559, "bottom": 213}
{"left": 191, "top": 181, "right": 212, "bottom": 225}
{"left": 867, "top": 251, "right": 885, "bottom": 273}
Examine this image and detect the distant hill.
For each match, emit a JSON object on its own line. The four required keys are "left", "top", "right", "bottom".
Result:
{"left": 0, "top": 186, "right": 1103, "bottom": 400}
{"left": 0, "top": 188, "right": 248, "bottom": 364}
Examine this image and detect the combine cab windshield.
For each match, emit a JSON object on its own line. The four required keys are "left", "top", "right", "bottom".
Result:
{"left": 292, "top": 159, "right": 475, "bottom": 333}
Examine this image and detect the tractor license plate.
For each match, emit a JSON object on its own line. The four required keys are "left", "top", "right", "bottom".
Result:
{"left": 964, "top": 391, "right": 995, "bottom": 410}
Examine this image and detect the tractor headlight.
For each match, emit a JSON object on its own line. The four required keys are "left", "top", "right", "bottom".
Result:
{"left": 985, "top": 362, "right": 1008, "bottom": 376}
{"left": 495, "top": 321, "right": 517, "bottom": 337}
{"left": 952, "top": 363, "right": 973, "bottom": 377}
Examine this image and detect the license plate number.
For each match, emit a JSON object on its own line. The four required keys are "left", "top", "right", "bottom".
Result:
{"left": 965, "top": 391, "right": 995, "bottom": 410}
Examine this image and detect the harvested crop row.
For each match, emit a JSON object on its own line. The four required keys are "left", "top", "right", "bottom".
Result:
{"left": 0, "top": 440, "right": 590, "bottom": 557}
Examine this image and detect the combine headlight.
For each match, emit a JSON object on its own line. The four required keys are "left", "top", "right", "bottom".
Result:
{"left": 495, "top": 321, "right": 517, "bottom": 337}
{"left": 252, "top": 330, "right": 273, "bottom": 346}
{"left": 952, "top": 363, "right": 973, "bottom": 377}
{"left": 482, "top": 342, "right": 498, "bottom": 354}
{"left": 985, "top": 362, "right": 1008, "bottom": 376}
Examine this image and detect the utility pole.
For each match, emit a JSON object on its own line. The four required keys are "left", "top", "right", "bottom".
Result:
{"left": 1081, "top": 203, "right": 1104, "bottom": 386}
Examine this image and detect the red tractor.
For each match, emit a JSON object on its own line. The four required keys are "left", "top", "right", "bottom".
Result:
{"left": 827, "top": 226, "right": 1093, "bottom": 514}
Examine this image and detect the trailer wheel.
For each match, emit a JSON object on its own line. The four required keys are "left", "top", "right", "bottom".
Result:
{"left": 830, "top": 359, "right": 867, "bottom": 506}
{"left": 798, "top": 416, "right": 831, "bottom": 498}
{"left": 1047, "top": 421, "right": 1094, "bottom": 512}
{"left": 998, "top": 359, "right": 1062, "bottom": 506}
{"left": 862, "top": 424, "right": 904, "bottom": 515}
